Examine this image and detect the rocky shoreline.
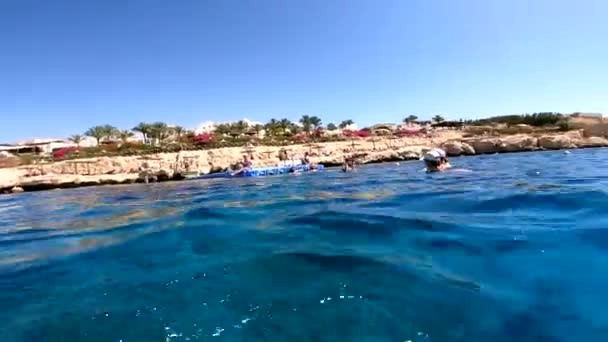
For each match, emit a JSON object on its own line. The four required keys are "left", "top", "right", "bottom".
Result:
{"left": 1, "top": 130, "right": 606, "bottom": 194}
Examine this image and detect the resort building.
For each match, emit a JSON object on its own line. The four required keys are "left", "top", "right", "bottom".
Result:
{"left": 194, "top": 118, "right": 263, "bottom": 135}
{"left": 0, "top": 138, "right": 78, "bottom": 156}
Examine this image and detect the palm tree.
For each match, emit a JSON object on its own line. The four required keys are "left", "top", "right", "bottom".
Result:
{"left": 133, "top": 122, "right": 152, "bottom": 144}
{"left": 85, "top": 126, "right": 107, "bottom": 146}
{"left": 252, "top": 124, "right": 264, "bottom": 137}
{"left": 289, "top": 122, "right": 302, "bottom": 136}
{"left": 309, "top": 116, "right": 322, "bottom": 130}
{"left": 214, "top": 123, "right": 231, "bottom": 137}
{"left": 326, "top": 123, "right": 337, "bottom": 131}
{"left": 69, "top": 134, "right": 84, "bottom": 145}
{"left": 148, "top": 122, "right": 170, "bottom": 145}
{"left": 264, "top": 119, "right": 280, "bottom": 137}
{"left": 279, "top": 118, "right": 295, "bottom": 136}
{"left": 173, "top": 126, "right": 186, "bottom": 140}
{"left": 232, "top": 120, "right": 248, "bottom": 135}
{"left": 118, "top": 130, "right": 134, "bottom": 144}
{"left": 300, "top": 115, "right": 312, "bottom": 135}
{"left": 432, "top": 115, "right": 445, "bottom": 123}
{"left": 339, "top": 120, "right": 354, "bottom": 129}
{"left": 278, "top": 119, "right": 291, "bottom": 136}
{"left": 101, "top": 125, "right": 118, "bottom": 142}
{"left": 404, "top": 115, "right": 418, "bottom": 124}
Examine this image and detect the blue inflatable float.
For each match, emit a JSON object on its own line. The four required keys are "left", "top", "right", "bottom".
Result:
{"left": 193, "top": 164, "right": 324, "bottom": 179}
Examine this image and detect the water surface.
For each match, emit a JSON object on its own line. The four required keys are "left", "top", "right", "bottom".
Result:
{"left": 2, "top": 149, "right": 608, "bottom": 341}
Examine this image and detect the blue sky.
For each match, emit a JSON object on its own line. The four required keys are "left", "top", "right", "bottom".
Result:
{"left": 1, "top": 0, "right": 607, "bottom": 141}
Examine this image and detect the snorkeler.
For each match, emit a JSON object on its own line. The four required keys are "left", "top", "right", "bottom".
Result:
{"left": 422, "top": 148, "right": 451, "bottom": 172}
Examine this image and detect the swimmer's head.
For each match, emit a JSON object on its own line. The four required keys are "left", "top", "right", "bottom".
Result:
{"left": 423, "top": 148, "right": 448, "bottom": 172}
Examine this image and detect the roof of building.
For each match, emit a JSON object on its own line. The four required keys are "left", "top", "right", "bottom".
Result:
{"left": 13, "top": 138, "right": 68, "bottom": 146}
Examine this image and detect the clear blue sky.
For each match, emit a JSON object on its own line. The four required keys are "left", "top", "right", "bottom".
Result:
{"left": 1, "top": 0, "right": 607, "bottom": 141}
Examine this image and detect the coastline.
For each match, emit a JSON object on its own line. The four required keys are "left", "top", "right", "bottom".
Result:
{"left": 1, "top": 130, "right": 607, "bottom": 194}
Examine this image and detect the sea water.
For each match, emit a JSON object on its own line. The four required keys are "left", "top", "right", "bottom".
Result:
{"left": 1, "top": 149, "right": 608, "bottom": 342}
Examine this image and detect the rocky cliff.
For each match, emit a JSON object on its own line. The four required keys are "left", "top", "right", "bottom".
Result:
{"left": 1, "top": 130, "right": 606, "bottom": 193}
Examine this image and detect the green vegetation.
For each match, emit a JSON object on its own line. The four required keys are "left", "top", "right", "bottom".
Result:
{"left": 54, "top": 111, "right": 574, "bottom": 162}
{"left": 173, "top": 126, "right": 186, "bottom": 140}
{"left": 432, "top": 115, "right": 445, "bottom": 123}
{"left": 404, "top": 115, "right": 418, "bottom": 123}
{"left": 468, "top": 112, "right": 565, "bottom": 127}
{"left": 339, "top": 120, "right": 354, "bottom": 129}
{"left": 133, "top": 122, "right": 152, "bottom": 144}
{"left": 84, "top": 126, "right": 103, "bottom": 145}
{"left": 252, "top": 124, "right": 264, "bottom": 136}
{"left": 148, "top": 122, "right": 171, "bottom": 145}
{"left": 69, "top": 134, "right": 84, "bottom": 144}
{"left": 118, "top": 130, "right": 134, "bottom": 143}
{"left": 299, "top": 115, "right": 322, "bottom": 135}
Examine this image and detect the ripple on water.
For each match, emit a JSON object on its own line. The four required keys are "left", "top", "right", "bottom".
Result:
{"left": 1, "top": 150, "right": 608, "bottom": 341}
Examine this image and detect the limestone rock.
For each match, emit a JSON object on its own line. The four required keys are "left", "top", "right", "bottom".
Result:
{"left": 577, "top": 136, "right": 608, "bottom": 148}
{"left": 10, "top": 186, "right": 24, "bottom": 193}
{"left": 464, "top": 126, "right": 494, "bottom": 135}
{"left": 564, "top": 130, "right": 584, "bottom": 140}
{"left": 2, "top": 131, "right": 607, "bottom": 194}
{"left": 0, "top": 168, "right": 25, "bottom": 189}
{"left": 399, "top": 150, "right": 423, "bottom": 160}
{"left": 538, "top": 135, "right": 576, "bottom": 150}
{"left": 497, "top": 124, "right": 535, "bottom": 135}
{"left": 468, "top": 138, "right": 501, "bottom": 154}
{"left": 442, "top": 141, "right": 476, "bottom": 156}
{"left": 498, "top": 135, "right": 538, "bottom": 152}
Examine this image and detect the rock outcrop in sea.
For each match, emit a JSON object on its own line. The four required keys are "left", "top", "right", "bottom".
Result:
{"left": 1, "top": 130, "right": 606, "bottom": 193}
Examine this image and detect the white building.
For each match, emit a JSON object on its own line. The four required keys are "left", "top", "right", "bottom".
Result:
{"left": 79, "top": 136, "right": 98, "bottom": 147}
{"left": 194, "top": 118, "right": 264, "bottom": 134}
{"left": 1, "top": 138, "right": 79, "bottom": 155}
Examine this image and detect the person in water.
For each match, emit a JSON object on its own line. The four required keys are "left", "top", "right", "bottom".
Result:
{"left": 301, "top": 152, "right": 317, "bottom": 171}
{"left": 231, "top": 155, "right": 253, "bottom": 176}
{"left": 278, "top": 149, "right": 289, "bottom": 166}
{"left": 242, "top": 155, "right": 253, "bottom": 168}
{"left": 422, "top": 148, "right": 451, "bottom": 172}
{"left": 302, "top": 152, "right": 311, "bottom": 165}
{"left": 342, "top": 157, "right": 355, "bottom": 172}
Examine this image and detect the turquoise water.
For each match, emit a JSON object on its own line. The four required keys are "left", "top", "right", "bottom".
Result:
{"left": 2, "top": 149, "right": 608, "bottom": 341}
